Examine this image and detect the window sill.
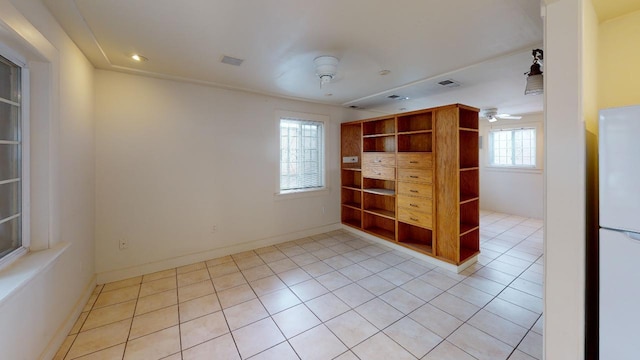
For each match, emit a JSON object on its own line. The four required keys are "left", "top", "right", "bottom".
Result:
{"left": 274, "top": 187, "right": 330, "bottom": 201}
{"left": 484, "top": 166, "right": 543, "bottom": 174}
{"left": 0, "top": 242, "right": 70, "bottom": 306}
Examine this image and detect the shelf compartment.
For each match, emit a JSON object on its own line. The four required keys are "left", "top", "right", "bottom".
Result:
{"left": 363, "top": 135, "right": 396, "bottom": 152}
{"left": 459, "top": 130, "right": 479, "bottom": 168}
{"left": 363, "top": 178, "right": 395, "bottom": 194}
{"left": 397, "top": 112, "right": 432, "bottom": 132}
{"left": 459, "top": 229, "right": 480, "bottom": 263}
{"left": 342, "top": 169, "right": 362, "bottom": 188}
{"left": 398, "top": 133, "right": 432, "bottom": 152}
{"left": 363, "top": 117, "right": 395, "bottom": 136}
{"left": 363, "top": 212, "right": 396, "bottom": 240}
{"left": 398, "top": 222, "right": 433, "bottom": 255}
{"left": 459, "top": 108, "right": 479, "bottom": 130}
{"left": 460, "top": 199, "right": 479, "bottom": 235}
{"left": 459, "top": 168, "right": 479, "bottom": 202}
{"left": 342, "top": 206, "right": 362, "bottom": 228}
{"left": 364, "top": 192, "right": 396, "bottom": 218}
{"left": 342, "top": 188, "right": 362, "bottom": 209}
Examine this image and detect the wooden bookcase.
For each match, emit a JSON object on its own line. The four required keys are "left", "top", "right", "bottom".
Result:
{"left": 340, "top": 104, "right": 479, "bottom": 266}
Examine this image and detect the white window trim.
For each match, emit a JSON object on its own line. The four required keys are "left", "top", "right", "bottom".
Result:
{"left": 484, "top": 121, "right": 544, "bottom": 173}
{"left": 274, "top": 110, "right": 329, "bottom": 199}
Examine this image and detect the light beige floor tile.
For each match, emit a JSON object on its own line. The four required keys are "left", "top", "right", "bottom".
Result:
{"left": 384, "top": 317, "right": 441, "bottom": 358}
{"left": 217, "top": 283, "right": 257, "bottom": 308}
{"left": 484, "top": 298, "right": 539, "bottom": 329}
{"left": 510, "top": 278, "right": 543, "bottom": 299}
{"left": 180, "top": 311, "right": 229, "bottom": 349}
{"left": 423, "top": 340, "right": 477, "bottom": 360}
{"left": 447, "top": 283, "right": 494, "bottom": 307}
{"left": 532, "top": 315, "right": 543, "bottom": 335}
{"left": 82, "top": 300, "right": 136, "bottom": 331}
{"left": 301, "top": 261, "right": 333, "bottom": 277}
{"left": 236, "top": 255, "right": 266, "bottom": 270}
{"left": 74, "top": 343, "right": 125, "bottom": 360}
{"left": 258, "top": 250, "right": 288, "bottom": 263}
{"left": 376, "top": 252, "right": 406, "bottom": 266}
{"left": 242, "top": 264, "right": 275, "bottom": 282}
{"left": 139, "top": 277, "right": 177, "bottom": 298}
{"left": 267, "top": 258, "right": 298, "bottom": 273}
{"left": 249, "top": 341, "right": 298, "bottom": 360}
{"left": 129, "top": 305, "right": 179, "bottom": 340}
{"left": 509, "top": 349, "right": 538, "bottom": 360}
{"left": 224, "top": 298, "right": 269, "bottom": 330}
{"left": 177, "top": 262, "right": 206, "bottom": 275}
{"left": 182, "top": 333, "right": 240, "bottom": 360}
{"left": 351, "top": 332, "right": 414, "bottom": 360}
{"left": 400, "top": 278, "right": 442, "bottom": 302}
{"left": 448, "top": 324, "right": 513, "bottom": 360}
{"left": 70, "top": 312, "right": 89, "bottom": 335}
{"left": 333, "top": 283, "right": 375, "bottom": 308}
{"left": 311, "top": 247, "right": 338, "bottom": 261}
{"left": 420, "top": 271, "right": 459, "bottom": 290}
{"left": 82, "top": 293, "right": 99, "bottom": 312}
{"left": 259, "top": 288, "right": 301, "bottom": 315}
{"left": 207, "top": 262, "right": 240, "bottom": 277}
{"left": 179, "top": 293, "right": 221, "bottom": 323}
{"left": 205, "top": 255, "right": 233, "bottom": 267}
{"left": 394, "top": 260, "right": 431, "bottom": 277}
{"left": 323, "top": 254, "right": 353, "bottom": 269}
{"left": 280, "top": 245, "right": 307, "bottom": 258}
{"left": 333, "top": 350, "right": 359, "bottom": 360}
{"left": 290, "top": 279, "right": 328, "bottom": 302}
{"left": 357, "top": 275, "right": 396, "bottom": 296}
{"left": 290, "top": 324, "right": 347, "bottom": 360}
{"left": 102, "top": 276, "right": 142, "bottom": 292}
{"left": 409, "top": 303, "right": 463, "bottom": 338}
{"left": 178, "top": 280, "right": 214, "bottom": 303}
{"left": 142, "top": 268, "right": 176, "bottom": 283}
{"left": 272, "top": 304, "right": 321, "bottom": 338}
{"left": 338, "top": 264, "right": 374, "bottom": 282}
{"left": 498, "top": 288, "right": 543, "bottom": 314}
{"left": 177, "top": 268, "right": 211, "bottom": 287}
{"left": 517, "top": 331, "right": 543, "bottom": 359}
{"left": 355, "top": 298, "right": 403, "bottom": 330}
{"left": 52, "top": 334, "right": 75, "bottom": 360}
{"left": 277, "top": 267, "right": 312, "bottom": 286}
{"left": 212, "top": 272, "right": 247, "bottom": 291}
{"left": 291, "top": 253, "right": 320, "bottom": 267}
{"left": 325, "top": 310, "right": 378, "bottom": 347}
{"left": 462, "top": 274, "right": 506, "bottom": 296}
{"left": 123, "top": 325, "right": 180, "bottom": 360}
{"left": 379, "top": 287, "right": 425, "bottom": 314}
{"left": 233, "top": 318, "right": 285, "bottom": 359}
{"left": 430, "top": 292, "right": 480, "bottom": 321}
{"left": 160, "top": 353, "right": 182, "bottom": 360}
{"left": 316, "top": 271, "right": 352, "bottom": 291}
{"left": 249, "top": 275, "right": 287, "bottom": 296}
{"left": 468, "top": 310, "right": 528, "bottom": 347}
{"left": 135, "top": 289, "right": 177, "bottom": 316}
{"left": 67, "top": 319, "right": 131, "bottom": 359}
{"left": 474, "top": 267, "right": 517, "bottom": 285}
{"left": 305, "top": 293, "right": 350, "bottom": 322}
{"left": 92, "top": 284, "right": 104, "bottom": 296}
{"left": 94, "top": 285, "right": 140, "bottom": 308}
{"left": 233, "top": 250, "right": 258, "bottom": 259}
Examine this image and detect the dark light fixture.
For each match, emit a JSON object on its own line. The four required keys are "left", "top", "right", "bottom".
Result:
{"left": 525, "top": 49, "right": 543, "bottom": 95}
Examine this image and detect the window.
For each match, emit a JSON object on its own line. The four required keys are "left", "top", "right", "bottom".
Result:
{"left": 279, "top": 117, "right": 325, "bottom": 193}
{"left": 0, "top": 55, "right": 22, "bottom": 261}
{"left": 488, "top": 127, "right": 536, "bottom": 167}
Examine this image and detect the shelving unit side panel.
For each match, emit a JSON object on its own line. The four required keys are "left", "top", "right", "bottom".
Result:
{"left": 341, "top": 123, "right": 362, "bottom": 169}
{"left": 434, "top": 107, "right": 460, "bottom": 262}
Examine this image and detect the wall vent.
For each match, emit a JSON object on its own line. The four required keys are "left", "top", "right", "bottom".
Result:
{"left": 437, "top": 79, "right": 461, "bottom": 87}
{"left": 221, "top": 55, "right": 244, "bottom": 66}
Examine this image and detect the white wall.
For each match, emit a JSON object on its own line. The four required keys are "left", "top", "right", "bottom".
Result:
{"left": 479, "top": 113, "right": 544, "bottom": 218}
{"left": 95, "top": 70, "right": 372, "bottom": 282}
{"left": 0, "top": 0, "right": 95, "bottom": 359}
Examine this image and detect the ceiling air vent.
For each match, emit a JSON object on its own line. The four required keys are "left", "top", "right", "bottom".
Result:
{"left": 437, "top": 79, "right": 461, "bottom": 88}
{"left": 221, "top": 55, "right": 244, "bottom": 66}
{"left": 387, "top": 94, "right": 400, "bottom": 99}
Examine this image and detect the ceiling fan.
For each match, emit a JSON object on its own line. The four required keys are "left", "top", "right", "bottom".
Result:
{"left": 481, "top": 108, "right": 522, "bottom": 122}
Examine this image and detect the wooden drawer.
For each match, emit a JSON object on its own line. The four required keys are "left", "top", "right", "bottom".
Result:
{"left": 398, "top": 208, "right": 432, "bottom": 229}
{"left": 397, "top": 168, "right": 432, "bottom": 183}
{"left": 363, "top": 166, "right": 395, "bottom": 180}
{"left": 363, "top": 153, "right": 396, "bottom": 167}
{"left": 397, "top": 182, "right": 432, "bottom": 197}
{"left": 398, "top": 195, "right": 432, "bottom": 213}
{"left": 397, "top": 153, "right": 432, "bottom": 169}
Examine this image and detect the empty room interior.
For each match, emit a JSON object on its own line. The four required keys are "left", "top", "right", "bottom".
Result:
{"left": 0, "top": 0, "right": 639, "bottom": 359}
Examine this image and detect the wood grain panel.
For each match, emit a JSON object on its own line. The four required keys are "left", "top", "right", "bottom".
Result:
{"left": 397, "top": 182, "right": 432, "bottom": 197}
{"left": 397, "top": 153, "right": 433, "bottom": 169}
{"left": 341, "top": 123, "right": 362, "bottom": 169}
{"left": 398, "top": 196, "right": 432, "bottom": 213}
{"left": 398, "top": 208, "right": 432, "bottom": 229}
{"left": 397, "top": 168, "right": 432, "bottom": 183}
{"left": 363, "top": 166, "right": 395, "bottom": 180}
{"left": 363, "top": 153, "right": 396, "bottom": 167}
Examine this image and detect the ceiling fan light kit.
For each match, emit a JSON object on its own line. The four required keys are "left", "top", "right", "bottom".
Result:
{"left": 481, "top": 108, "right": 522, "bottom": 122}
{"left": 525, "top": 49, "right": 544, "bottom": 95}
{"left": 314, "top": 55, "right": 339, "bottom": 88}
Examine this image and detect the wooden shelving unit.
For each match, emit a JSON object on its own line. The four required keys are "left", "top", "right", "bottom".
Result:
{"left": 341, "top": 104, "right": 480, "bottom": 266}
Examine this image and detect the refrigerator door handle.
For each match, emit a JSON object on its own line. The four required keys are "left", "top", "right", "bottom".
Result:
{"left": 625, "top": 231, "right": 640, "bottom": 242}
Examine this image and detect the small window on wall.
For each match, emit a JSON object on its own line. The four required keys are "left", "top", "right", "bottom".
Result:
{"left": 279, "top": 117, "right": 325, "bottom": 193}
{"left": 488, "top": 127, "right": 536, "bottom": 167}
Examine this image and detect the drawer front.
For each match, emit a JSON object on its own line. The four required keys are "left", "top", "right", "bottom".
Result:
{"left": 397, "top": 153, "right": 432, "bottom": 169}
{"left": 363, "top": 153, "right": 396, "bottom": 167}
{"left": 397, "top": 182, "right": 432, "bottom": 197}
{"left": 397, "top": 168, "right": 432, "bottom": 183}
{"left": 398, "top": 208, "right": 433, "bottom": 229}
{"left": 398, "top": 196, "right": 432, "bottom": 213}
{"left": 363, "top": 166, "right": 395, "bottom": 180}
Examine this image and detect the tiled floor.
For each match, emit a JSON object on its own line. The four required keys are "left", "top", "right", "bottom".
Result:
{"left": 54, "top": 211, "right": 544, "bottom": 360}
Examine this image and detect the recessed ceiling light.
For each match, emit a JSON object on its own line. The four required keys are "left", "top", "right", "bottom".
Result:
{"left": 379, "top": 70, "right": 391, "bottom": 76}
{"left": 131, "top": 54, "right": 148, "bottom": 62}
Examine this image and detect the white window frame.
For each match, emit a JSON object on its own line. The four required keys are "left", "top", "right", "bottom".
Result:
{"left": 0, "top": 45, "right": 30, "bottom": 269}
{"left": 275, "top": 110, "right": 328, "bottom": 198}
{"left": 485, "top": 121, "right": 543, "bottom": 172}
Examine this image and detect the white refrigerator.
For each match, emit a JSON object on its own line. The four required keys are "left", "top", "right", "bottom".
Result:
{"left": 599, "top": 105, "right": 640, "bottom": 359}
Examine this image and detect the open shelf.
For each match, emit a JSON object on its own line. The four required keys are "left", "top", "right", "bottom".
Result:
{"left": 363, "top": 117, "right": 395, "bottom": 136}
{"left": 459, "top": 169, "right": 479, "bottom": 202}
{"left": 459, "top": 130, "right": 479, "bottom": 168}
{"left": 363, "top": 178, "right": 395, "bottom": 195}
{"left": 342, "top": 188, "right": 362, "bottom": 209}
{"left": 397, "top": 112, "right": 432, "bottom": 132}
{"left": 342, "top": 169, "right": 362, "bottom": 189}
{"left": 363, "top": 212, "right": 395, "bottom": 241}
{"left": 364, "top": 192, "right": 395, "bottom": 218}
{"left": 363, "top": 135, "right": 396, "bottom": 152}
{"left": 459, "top": 107, "right": 479, "bottom": 130}
{"left": 363, "top": 188, "right": 395, "bottom": 196}
{"left": 460, "top": 199, "right": 479, "bottom": 235}
{"left": 460, "top": 229, "right": 480, "bottom": 263}
{"left": 398, "top": 133, "right": 432, "bottom": 152}
{"left": 398, "top": 222, "right": 433, "bottom": 255}
{"left": 341, "top": 206, "right": 362, "bottom": 228}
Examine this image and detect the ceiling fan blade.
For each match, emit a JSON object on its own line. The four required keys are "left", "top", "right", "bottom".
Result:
{"left": 497, "top": 114, "right": 522, "bottom": 120}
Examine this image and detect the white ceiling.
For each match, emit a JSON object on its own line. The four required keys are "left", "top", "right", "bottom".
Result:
{"left": 44, "top": 0, "right": 544, "bottom": 116}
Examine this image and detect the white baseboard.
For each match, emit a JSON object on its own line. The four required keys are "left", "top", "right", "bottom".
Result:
{"left": 39, "top": 274, "right": 97, "bottom": 360}
{"left": 342, "top": 225, "right": 478, "bottom": 273}
{"left": 97, "top": 223, "right": 343, "bottom": 284}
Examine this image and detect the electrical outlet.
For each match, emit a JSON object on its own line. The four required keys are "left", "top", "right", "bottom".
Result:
{"left": 119, "top": 238, "right": 128, "bottom": 250}
{"left": 212, "top": 225, "right": 217, "bottom": 233}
